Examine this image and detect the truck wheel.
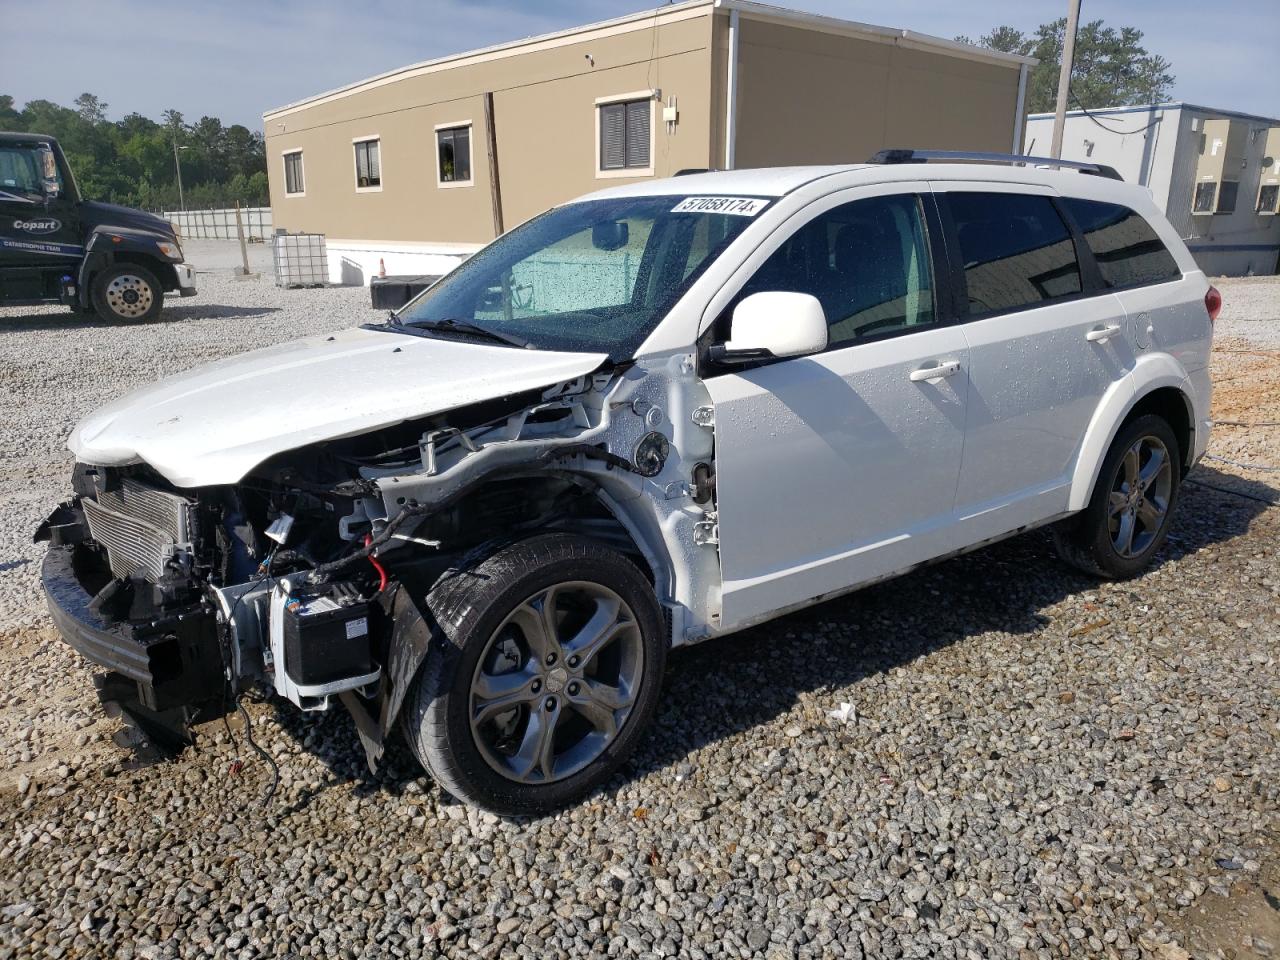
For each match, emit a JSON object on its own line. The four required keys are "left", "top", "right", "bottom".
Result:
{"left": 1053, "top": 414, "right": 1182, "bottom": 579}
{"left": 403, "top": 534, "right": 667, "bottom": 816}
{"left": 91, "top": 264, "right": 163, "bottom": 323}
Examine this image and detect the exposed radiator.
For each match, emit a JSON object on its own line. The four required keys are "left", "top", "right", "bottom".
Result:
{"left": 82, "top": 478, "right": 195, "bottom": 582}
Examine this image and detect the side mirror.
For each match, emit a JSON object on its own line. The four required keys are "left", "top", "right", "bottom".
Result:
{"left": 710, "top": 291, "right": 828, "bottom": 364}
{"left": 38, "top": 145, "right": 60, "bottom": 201}
{"left": 592, "top": 220, "right": 629, "bottom": 251}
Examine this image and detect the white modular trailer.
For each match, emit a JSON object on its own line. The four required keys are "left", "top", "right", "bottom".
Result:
{"left": 1026, "top": 103, "right": 1280, "bottom": 277}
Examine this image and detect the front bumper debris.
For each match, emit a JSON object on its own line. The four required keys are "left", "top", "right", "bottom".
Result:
{"left": 39, "top": 526, "right": 223, "bottom": 715}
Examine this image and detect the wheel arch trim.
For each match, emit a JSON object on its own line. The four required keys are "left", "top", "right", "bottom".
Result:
{"left": 1069, "top": 355, "right": 1197, "bottom": 512}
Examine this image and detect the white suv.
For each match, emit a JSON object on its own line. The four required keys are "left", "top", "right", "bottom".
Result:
{"left": 38, "top": 151, "right": 1216, "bottom": 814}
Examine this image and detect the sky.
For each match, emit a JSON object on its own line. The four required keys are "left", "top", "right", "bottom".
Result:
{"left": 2, "top": 0, "right": 1276, "bottom": 130}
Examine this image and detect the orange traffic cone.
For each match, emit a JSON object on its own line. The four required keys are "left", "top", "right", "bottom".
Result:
{"left": 378, "top": 258, "right": 387, "bottom": 278}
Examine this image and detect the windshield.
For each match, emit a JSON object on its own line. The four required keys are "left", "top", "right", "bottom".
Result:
{"left": 396, "top": 194, "right": 769, "bottom": 360}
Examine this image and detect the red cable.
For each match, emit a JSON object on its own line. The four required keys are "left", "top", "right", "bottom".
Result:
{"left": 363, "top": 534, "right": 389, "bottom": 592}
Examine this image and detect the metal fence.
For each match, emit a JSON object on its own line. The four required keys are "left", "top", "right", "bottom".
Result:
{"left": 162, "top": 207, "right": 273, "bottom": 241}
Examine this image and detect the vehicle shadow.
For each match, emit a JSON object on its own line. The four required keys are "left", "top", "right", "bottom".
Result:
{"left": 0, "top": 304, "right": 281, "bottom": 333}
{"left": 267, "top": 462, "right": 1275, "bottom": 816}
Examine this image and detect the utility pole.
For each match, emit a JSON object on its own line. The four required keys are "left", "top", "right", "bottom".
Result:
{"left": 1050, "top": 0, "right": 1083, "bottom": 159}
{"left": 233, "top": 201, "right": 254, "bottom": 278}
{"left": 482, "top": 92, "right": 504, "bottom": 238}
{"left": 171, "top": 137, "right": 186, "bottom": 212}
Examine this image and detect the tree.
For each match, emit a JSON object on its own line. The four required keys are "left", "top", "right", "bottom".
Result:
{"left": 0, "top": 95, "right": 19, "bottom": 131}
{"left": 161, "top": 108, "right": 185, "bottom": 134}
{"left": 957, "top": 19, "right": 1175, "bottom": 114}
{"left": 74, "top": 93, "right": 108, "bottom": 125}
{"left": 1, "top": 95, "right": 267, "bottom": 209}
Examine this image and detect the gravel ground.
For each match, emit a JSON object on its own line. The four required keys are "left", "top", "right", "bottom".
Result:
{"left": 0, "top": 250, "right": 1277, "bottom": 959}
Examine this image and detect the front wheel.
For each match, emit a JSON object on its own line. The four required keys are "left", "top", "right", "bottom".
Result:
{"left": 91, "top": 264, "right": 163, "bottom": 323}
{"left": 402, "top": 534, "right": 667, "bottom": 816}
{"left": 1054, "top": 414, "right": 1181, "bottom": 578}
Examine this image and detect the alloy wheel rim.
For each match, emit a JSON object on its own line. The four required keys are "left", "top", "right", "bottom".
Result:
{"left": 1108, "top": 435, "right": 1173, "bottom": 558}
{"left": 469, "top": 581, "right": 643, "bottom": 785}
{"left": 104, "top": 274, "right": 153, "bottom": 318}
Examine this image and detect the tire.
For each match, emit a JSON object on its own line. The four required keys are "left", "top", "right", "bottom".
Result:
{"left": 402, "top": 533, "right": 667, "bottom": 816}
{"left": 1053, "top": 414, "right": 1182, "bottom": 579}
{"left": 91, "top": 264, "right": 163, "bottom": 323}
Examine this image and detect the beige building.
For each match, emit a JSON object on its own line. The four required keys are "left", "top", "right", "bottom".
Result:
{"left": 263, "top": 0, "right": 1034, "bottom": 283}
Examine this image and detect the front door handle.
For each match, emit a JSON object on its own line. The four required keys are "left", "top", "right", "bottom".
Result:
{"left": 909, "top": 359, "right": 962, "bottom": 382}
{"left": 1086, "top": 324, "right": 1123, "bottom": 343}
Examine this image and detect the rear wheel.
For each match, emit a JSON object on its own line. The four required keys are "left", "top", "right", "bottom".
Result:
{"left": 91, "top": 264, "right": 163, "bottom": 323}
{"left": 1054, "top": 414, "right": 1181, "bottom": 578}
{"left": 402, "top": 534, "right": 667, "bottom": 815}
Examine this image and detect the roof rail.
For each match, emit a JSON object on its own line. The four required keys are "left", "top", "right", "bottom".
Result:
{"left": 867, "top": 148, "right": 1124, "bottom": 181}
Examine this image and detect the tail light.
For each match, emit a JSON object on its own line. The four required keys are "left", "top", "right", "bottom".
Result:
{"left": 1205, "top": 285, "right": 1222, "bottom": 323}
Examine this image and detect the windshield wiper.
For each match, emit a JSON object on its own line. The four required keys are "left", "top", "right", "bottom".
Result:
{"left": 412, "top": 317, "right": 530, "bottom": 349}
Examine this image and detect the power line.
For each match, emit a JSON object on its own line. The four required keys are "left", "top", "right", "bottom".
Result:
{"left": 1068, "top": 88, "right": 1164, "bottom": 135}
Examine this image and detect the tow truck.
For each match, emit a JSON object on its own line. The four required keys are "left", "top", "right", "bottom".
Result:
{"left": 1, "top": 132, "right": 195, "bottom": 322}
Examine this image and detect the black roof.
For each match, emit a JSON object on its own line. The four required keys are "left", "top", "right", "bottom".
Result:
{"left": 0, "top": 131, "right": 58, "bottom": 146}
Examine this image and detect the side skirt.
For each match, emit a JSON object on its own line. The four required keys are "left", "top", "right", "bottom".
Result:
{"left": 708, "top": 510, "right": 1075, "bottom": 641}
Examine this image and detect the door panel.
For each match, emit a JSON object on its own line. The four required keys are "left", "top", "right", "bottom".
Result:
{"left": 708, "top": 328, "right": 969, "bottom": 627}
{"left": 936, "top": 185, "right": 1132, "bottom": 532}
{"left": 705, "top": 188, "right": 970, "bottom": 629}
{"left": 0, "top": 140, "right": 81, "bottom": 284}
{"left": 1057, "top": 195, "right": 1212, "bottom": 376}
{"left": 955, "top": 294, "right": 1131, "bottom": 524}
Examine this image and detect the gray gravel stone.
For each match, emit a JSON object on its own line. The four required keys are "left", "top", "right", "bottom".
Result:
{"left": 0, "top": 254, "right": 1276, "bottom": 958}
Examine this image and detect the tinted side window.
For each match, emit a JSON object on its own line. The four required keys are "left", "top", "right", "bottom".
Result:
{"left": 1062, "top": 198, "right": 1181, "bottom": 289}
{"left": 948, "top": 192, "right": 1082, "bottom": 317}
{"left": 739, "top": 194, "right": 936, "bottom": 347}
{"left": 0, "top": 146, "right": 43, "bottom": 194}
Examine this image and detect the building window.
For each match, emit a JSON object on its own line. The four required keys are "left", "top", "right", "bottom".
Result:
{"left": 1259, "top": 184, "right": 1280, "bottom": 215}
{"left": 1215, "top": 180, "right": 1239, "bottom": 214}
{"left": 283, "top": 150, "right": 304, "bottom": 196}
{"left": 354, "top": 138, "right": 381, "bottom": 191}
{"left": 436, "top": 124, "right": 472, "bottom": 186}
{"left": 598, "top": 97, "right": 651, "bottom": 174}
{"left": 1192, "top": 181, "right": 1217, "bottom": 214}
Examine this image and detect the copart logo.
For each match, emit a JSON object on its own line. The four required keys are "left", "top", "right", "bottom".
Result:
{"left": 12, "top": 218, "right": 60, "bottom": 234}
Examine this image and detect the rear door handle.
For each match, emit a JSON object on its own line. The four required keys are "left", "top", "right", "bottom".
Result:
{"left": 909, "top": 359, "right": 962, "bottom": 382}
{"left": 1086, "top": 324, "right": 1122, "bottom": 343}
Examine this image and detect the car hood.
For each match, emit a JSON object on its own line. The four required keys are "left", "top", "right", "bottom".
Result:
{"left": 79, "top": 200, "right": 176, "bottom": 238}
{"left": 69, "top": 326, "right": 608, "bottom": 487}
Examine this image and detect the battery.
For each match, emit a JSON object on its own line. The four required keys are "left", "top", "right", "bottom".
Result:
{"left": 281, "top": 587, "right": 373, "bottom": 687}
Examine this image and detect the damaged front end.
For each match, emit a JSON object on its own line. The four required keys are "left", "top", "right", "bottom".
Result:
{"left": 36, "top": 358, "right": 719, "bottom": 769}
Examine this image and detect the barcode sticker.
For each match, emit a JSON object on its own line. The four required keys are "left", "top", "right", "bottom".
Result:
{"left": 671, "top": 196, "right": 768, "bottom": 216}
{"left": 345, "top": 617, "right": 369, "bottom": 640}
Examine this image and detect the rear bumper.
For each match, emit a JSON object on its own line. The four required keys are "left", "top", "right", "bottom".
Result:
{"left": 41, "top": 543, "right": 223, "bottom": 712}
